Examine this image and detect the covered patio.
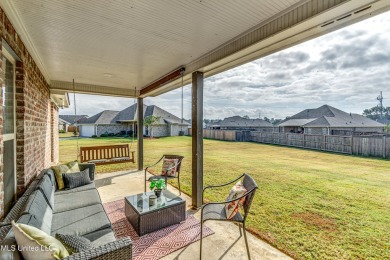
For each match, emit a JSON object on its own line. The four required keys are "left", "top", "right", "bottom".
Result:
{"left": 1, "top": 0, "right": 390, "bottom": 259}
{"left": 95, "top": 169, "right": 290, "bottom": 259}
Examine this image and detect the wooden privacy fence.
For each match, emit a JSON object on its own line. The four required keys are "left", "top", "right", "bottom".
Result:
{"left": 250, "top": 132, "right": 390, "bottom": 158}
{"left": 189, "top": 129, "right": 237, "bottom": 141}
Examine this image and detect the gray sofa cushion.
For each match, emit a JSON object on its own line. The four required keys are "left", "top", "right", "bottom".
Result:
{"left": 54, "top": 182, "right": 96, "bottom": 195}
{"left": 51, "top": 204, "right": 111, "bottom": 236}
{"left": 82, "top": 228, "right": 117, "bottom": 247}
{"left": 53, "top": 189, "right": 102, "bottom": 213}
{"left": 44, "top": 169, "right": 57, "bottom": 187}
{"left": 36, "top": 175, "right": 54, "bottom": 209}
{"left": 62, "top": 169, "right": 92, "bottom": 189}
{"left": 20, "top": 190, "right": 52, "bottom": 234}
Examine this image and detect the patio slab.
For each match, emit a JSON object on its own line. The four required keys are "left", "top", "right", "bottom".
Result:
{"left": 95, "top": 170, "right": 291, "bottom": 260}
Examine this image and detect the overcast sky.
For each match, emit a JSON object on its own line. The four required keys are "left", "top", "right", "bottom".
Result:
{"left": 61, "top": 11, "right": 390, "bottom": 120}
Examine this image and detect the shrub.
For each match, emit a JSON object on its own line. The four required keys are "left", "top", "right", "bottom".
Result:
{"left": 100, "top": 133, "right": 108, "bottom": 137}
{"left": 91, "top": 135, "right": 98, "bottom": 138}
{"left": 59, "top": 129, "right": 66, "bottom": 133}
{"left": 108, "top": 133, "right": 115, "bottom": 137}
{"left": 115, "top": 133, "right": 121, "bottom": 137}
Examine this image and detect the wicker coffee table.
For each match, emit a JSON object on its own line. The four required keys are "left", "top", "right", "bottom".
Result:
{"left": 124, "top": 190, "right": 186, "bottom": 236}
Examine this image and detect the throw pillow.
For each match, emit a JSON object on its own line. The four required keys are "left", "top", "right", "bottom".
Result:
{"left": 161, "top": 158, "right": 178, "bottom": 177}
{"left": 225, "top": 181, "right": 247, "bottom": 220}
{"left": 12, "top": 221, "right": 69, "bottom": 260}
{"left": 67, "top": 161, "right": 80, "bottom": 173}
{"left": 62, "top": 169, "right": 92, "bottom": 189}
{"left": 55, "top": 234, "right": 92, "bottom": 254}
{"left": 51, "top": 161, "right": 81, "bottom": 190}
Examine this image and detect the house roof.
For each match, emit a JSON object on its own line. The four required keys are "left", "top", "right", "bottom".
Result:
{"left": 279, "top": 105, "right": 384, "bottom": 128}
{"left": 79, "top": 110, "right": 119, "bottom": 125}
{"left": 278, "top": 119, "right": 316, "bottom": 127}
{"left": 59, "top": 115, "right": 88, "bottom": 124}
{"left": 79, "top": 104, "right": 189, "bottom": 125}
{"left": 376, "top": 118, "right": 390, "bottom": 125}
{"left": 145, "top": 105, "right": 190, "bottom": 125}
{"left": 214, "top": 116, "right": 273, "bottom": 128}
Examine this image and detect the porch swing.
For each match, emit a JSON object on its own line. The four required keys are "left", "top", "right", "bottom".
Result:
{"left": 77, "top": 80, "right": 135, "bottom": 165}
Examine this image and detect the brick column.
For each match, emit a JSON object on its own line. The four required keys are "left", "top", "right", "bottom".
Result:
{"left": 15, "top": 60, "right": 25, "bottom": 196}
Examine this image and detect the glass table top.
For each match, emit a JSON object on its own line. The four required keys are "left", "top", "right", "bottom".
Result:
{"left": 125, "top": 189, "right": 184, "bottom": 215}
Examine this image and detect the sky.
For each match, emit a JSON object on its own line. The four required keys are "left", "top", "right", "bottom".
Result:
{"left": 60, "top": 11, "right": 390, "bottom": 120}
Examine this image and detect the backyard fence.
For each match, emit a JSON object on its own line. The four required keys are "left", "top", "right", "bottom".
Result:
{"left": 250, "top": 132, "right": 390, "bottom": 158}
{"left": 189, "top": 129, "right": 390, "bottom": 158}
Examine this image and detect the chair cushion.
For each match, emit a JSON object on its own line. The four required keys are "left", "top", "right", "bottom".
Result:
{"left": 53, "top": 189, "right": 102, "bottom": 213}
{"left": 36, "top": 175, "right": 55, "bottom": 209}
{"left": 82, "top": 228, "right": 116, "bottom": 247}
{"left": 225, "top": 181, "right": 247, "bottom": 220}
{"left": 12, "top": 221, "right": 69, "bottom": 260}
{"left": 55, "top": 233, "right": 93, "bottom": 254}
{"left": 162, "top": 158, "right": 178, "bottom": 177}
{"left": 62, "top": 169, "right": 92, "bottom": 189}
{"left": 51, "top": 204, "right": 111, "bottom": 237}
{"left": 52, "top": 161, "right": 81, "bottom": 190}
{"left": 54, "top": 182, "right": 96, "bottom": 195}
{"left": 21, "top": 190, "right": 53, "bottom": 235}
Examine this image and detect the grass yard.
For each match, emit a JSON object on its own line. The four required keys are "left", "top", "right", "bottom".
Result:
{"left": 59, "top": 136, "right": 390, "bottom": 259}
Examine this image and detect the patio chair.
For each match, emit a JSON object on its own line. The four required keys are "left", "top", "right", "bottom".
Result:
{"left": 144, "top": 155, "right": 184, "bottom": 195}
{"left": 200, "top": 173, "right": 258, "bottom": 260}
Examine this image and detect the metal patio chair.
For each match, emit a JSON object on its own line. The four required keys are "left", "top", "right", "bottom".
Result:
{"left": 144, "top": 154, "right": 184, "bottom": 195}
{"left": 200, "top": 173, "right": 258, "bottom": 260}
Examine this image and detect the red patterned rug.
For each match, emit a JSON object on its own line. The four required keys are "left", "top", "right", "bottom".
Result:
{"left": 103, "top": 199, "right": 214, "bottom": 260}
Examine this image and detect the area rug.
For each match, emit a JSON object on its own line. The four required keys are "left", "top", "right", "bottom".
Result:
{"left": 103, "top": 199, "right": 214, "bottom": 260}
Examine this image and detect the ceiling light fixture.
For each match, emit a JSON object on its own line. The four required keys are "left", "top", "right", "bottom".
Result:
{"left": 103, "top": 73, "right": 113, "bottom": 78}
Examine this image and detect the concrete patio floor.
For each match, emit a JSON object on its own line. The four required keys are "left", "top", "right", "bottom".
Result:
{"left": 95, "top": 170, "right": 291, "bottom": 260}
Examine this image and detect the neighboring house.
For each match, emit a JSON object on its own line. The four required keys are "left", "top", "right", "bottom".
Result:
{"left": 209, "top": 116, "right": 274, "bottom": 132}
{"left": 78, "top": 104, "right": 190, "bottom": 137}
{"left": 278, "top": 105, "right": 384, "bottom": 135}
{"left": 59, "top": 115, "right": 88, "bottom": 132}
{"left": 58, "top": 118, "right": 71, "bottom": 132}
{"left": 59, "top": 115, "right": 88, "bottom": 125}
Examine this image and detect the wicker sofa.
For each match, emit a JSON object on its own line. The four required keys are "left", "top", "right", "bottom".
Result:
{"left": 0, "top": 163, "right": 132, "bottom": 259}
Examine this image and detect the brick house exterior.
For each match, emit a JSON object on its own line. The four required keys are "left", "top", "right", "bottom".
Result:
{"left": 0, "top": 8, "right": 59, "bottom": 218}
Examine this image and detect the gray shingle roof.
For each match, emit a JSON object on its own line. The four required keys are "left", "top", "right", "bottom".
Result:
{"left": 59, "top": 115, "right": 88, "bottom": 124}
{"left": 214, "top": 116, "right": 273, "bottom": 128}
{"left": 278, "top": 118, "right": 316, "bottom": 127}
{"left": 78, "top": 110, "right": 119, "bottom": 124}
{"left": 79, "top": 104, "right": 189, "bottom": 125}
{"left": 279, "top": 105, "right": 384, "bottom": 127}
{"left": 145, "top": 105, "right": 190, "bottom": 125}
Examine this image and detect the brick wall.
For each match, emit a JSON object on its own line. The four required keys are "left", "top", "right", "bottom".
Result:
{"left": 0, "top": 8, "right": 57, "bottom": 218}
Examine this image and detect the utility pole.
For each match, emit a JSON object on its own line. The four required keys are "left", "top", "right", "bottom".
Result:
{"left": 377, "top": 91, "right": 384, "bottom": 119}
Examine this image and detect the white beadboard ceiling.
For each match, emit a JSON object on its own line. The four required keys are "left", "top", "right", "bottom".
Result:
{"left": 2, "top": 0, "right": 390, "bottom": 97}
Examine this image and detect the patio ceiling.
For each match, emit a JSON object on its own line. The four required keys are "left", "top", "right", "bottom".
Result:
{"left": 1, "top": 0, "right": 390, "bottom": 98}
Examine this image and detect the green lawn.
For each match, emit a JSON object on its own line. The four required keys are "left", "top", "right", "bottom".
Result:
{"left": 59, "top": 136, "right": 390, "bottom": 259}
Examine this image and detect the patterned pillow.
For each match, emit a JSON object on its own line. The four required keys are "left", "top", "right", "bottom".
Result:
{"left": 62, "top": 169, "right": 91, "bottom": 189}
{"left": 225, "top": 181, "right": 247, "bottom": 220}
{"left": 161, "top": 158, "right": 178, "bottom": 177}
{"left": 55, "top": 233, "right": 92, "bottom": 254}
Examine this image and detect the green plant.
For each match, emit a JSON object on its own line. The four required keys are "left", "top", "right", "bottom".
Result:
{"left": 149, "top": 179, "right": 166, "bottom": 191}
{"left": 108, "top": 133, "right": 115, "bottom": 137}
{"left": 59, "top": 129, "right": 66, "bottom": 133}
{"left": 100, "top": 133, "right": 108, "bottom": 137}
{"left": 91, "top": 135, "right": 98, "bottom": 138}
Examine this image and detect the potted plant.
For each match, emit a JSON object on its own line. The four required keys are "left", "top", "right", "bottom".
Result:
{"left": 149, "top": 179, "right": 166, "bottom": 197}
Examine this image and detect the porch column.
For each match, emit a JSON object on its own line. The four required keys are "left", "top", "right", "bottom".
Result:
{"left": 192, "top": 71, "right": 203, "bottom": 208}
{"left": 137, "top": 97, "right": 144, "bottom": 171}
